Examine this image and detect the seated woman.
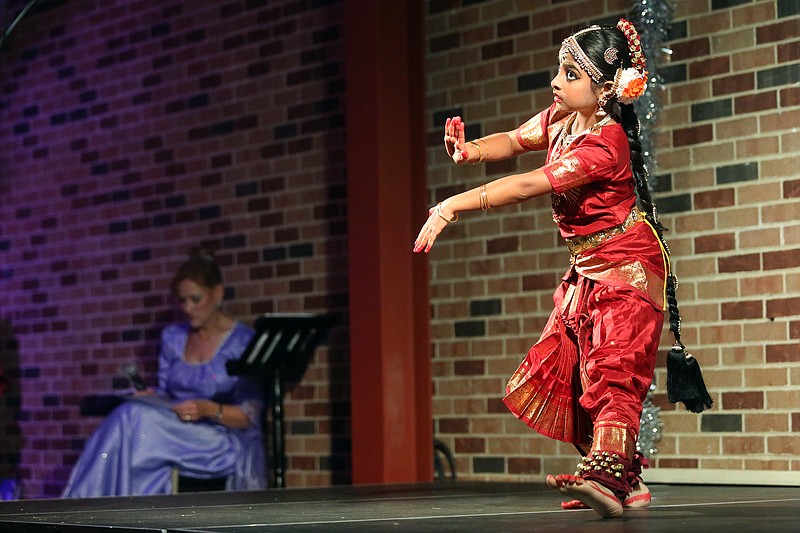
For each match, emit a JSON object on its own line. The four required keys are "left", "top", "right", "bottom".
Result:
{"left": 62, "top": 249, "right": 265, "bottom": 497}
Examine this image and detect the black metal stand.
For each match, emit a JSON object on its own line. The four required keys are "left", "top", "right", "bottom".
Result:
{"left": 227, "top": 314, "right": 335, "bottom": 488}
{"left": 1, "top": 0, "right": 41, "bottom": 51}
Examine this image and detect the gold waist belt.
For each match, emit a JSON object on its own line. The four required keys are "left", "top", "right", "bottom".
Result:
{"left": 566, "top": 209, "right": 642, "bottom": 256}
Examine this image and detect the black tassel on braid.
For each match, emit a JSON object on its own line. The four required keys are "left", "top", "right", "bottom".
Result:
{"left": 665, "top": 277, "right": 713, "bottom": 412}
{"left": 619, "top": 103, "right": 713, "bottom": 413}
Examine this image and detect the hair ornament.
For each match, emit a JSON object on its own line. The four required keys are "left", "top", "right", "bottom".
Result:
{"left": 604, "top": 19, "right": 648, "bottom": 104}
{"left": 603, "top": 47, "right": 619, "bottom": 65}
{"left": 560, "top": 20, "right": 649, "bottom": 104}
{"left": 616, "top": 18, "right": 646, "bottom": 72}
{"left": 612, "top": 67, "right": 648, "bottom": 104}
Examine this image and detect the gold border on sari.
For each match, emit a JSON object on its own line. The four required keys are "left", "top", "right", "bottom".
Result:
{"left": 518, "top": 115, "right": 548, "bottom": 150}
{"left": 591, "top": 420, "right": 632, "bottom": 456}
{"left": 548, "top": 154, "right": 589, "bottom": 193}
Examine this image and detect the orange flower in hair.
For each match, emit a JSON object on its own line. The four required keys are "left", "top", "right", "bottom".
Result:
{"left": 615, "top": 68, "right": 648, "bottom": 104}
{"left": 622, "top": 72, "right": 647, "bottom": 98}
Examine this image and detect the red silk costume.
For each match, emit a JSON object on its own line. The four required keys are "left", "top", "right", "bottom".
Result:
{"left": 502, "top": 104, "right": 667, "bottom": 466}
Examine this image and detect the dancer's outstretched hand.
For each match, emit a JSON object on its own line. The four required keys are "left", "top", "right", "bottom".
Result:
{"left": 444, "top": 116, "right": 468, "bottom": 164}
{"left": 413, "top": 203, "right": 456, "bottom": 254}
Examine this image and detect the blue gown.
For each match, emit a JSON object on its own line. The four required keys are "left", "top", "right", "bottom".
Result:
{"left": 62, "top": 322, "right": 266, "bottom": 498}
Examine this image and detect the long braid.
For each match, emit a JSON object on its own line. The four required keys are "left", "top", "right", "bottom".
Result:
{"left": 576, "top": 21, "right": 712, "bottom": 413}
{"left": 620, "top": 78, "right": 711, "bottom": 413}
{"left": 619, "top": 104, "right": 665, "bottom": 234}
{"left": 621, "top": 53, "right": 711, "bottom": 413}
{"left": 619, "top": 102, "right": 679, "bottom": 341}
{"left": 618, "top": 101, "right": 679, "bottom": 333}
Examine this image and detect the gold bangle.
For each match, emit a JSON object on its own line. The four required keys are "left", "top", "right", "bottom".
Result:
{"left": 478, "top": 139, "right": 489, "bottom": 161}
{"left": 479, "top": 184, "right": 491, "bottom": 210}
{"left": 468, "top": 140, "right": 484, "bottom": 163}
{"left": 435, "top": 202, "right": 458, "bottom": 223}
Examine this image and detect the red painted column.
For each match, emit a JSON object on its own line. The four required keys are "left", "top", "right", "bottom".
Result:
{"left": 344, "top": 0, "right": 432, "bottom": 483}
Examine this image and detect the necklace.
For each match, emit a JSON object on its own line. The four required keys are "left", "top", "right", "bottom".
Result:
{"left": 565, "top": 114, "right": 612, "bottom": 145}
{"left": 553, "top": 113, "right": 613, "bottom": 159}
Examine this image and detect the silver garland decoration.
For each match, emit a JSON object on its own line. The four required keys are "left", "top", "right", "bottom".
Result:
{"left": 631, "top": 0, "right": 674, "bottom": 185}
{"left": 630, "top": 0, "right": 673, "bottom": 457}
{"left": 637, "top": 383, "right": 663, "bottom": 456}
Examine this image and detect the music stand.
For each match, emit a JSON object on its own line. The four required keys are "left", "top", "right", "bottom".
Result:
{"left": 227, "top": 313, "right": 335, "bottom": 488}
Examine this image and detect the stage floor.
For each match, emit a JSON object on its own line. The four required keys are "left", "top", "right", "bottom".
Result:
{"left": 0, "top": 482, "right": 798, "bottom": 532}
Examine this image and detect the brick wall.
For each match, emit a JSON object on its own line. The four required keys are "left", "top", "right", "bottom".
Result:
{"left": 425, "top": 0, "right": 799, "bottom": 482}
{"left": 1, "top": 0, "right": 797, "bottom": 500}
{"left": 0, "top": 0, "right": 349, "bottom": 498}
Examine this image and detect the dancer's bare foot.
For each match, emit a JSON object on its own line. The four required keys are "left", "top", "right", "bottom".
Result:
{"left": 561, "top": 498, "right": 591, "bottom": 510}
{"left": 624, "top": 480, "right": 651, "bottom": 508}
{"left": 547, "top": 474, "right": 623, "bottom": 518}
{"left": 561, "top": 480, "right": 650, "bottom": 510}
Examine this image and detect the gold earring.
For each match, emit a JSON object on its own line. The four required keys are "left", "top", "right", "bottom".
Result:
{"left": 597, "top": 92, "right": 611, "bottom": 117}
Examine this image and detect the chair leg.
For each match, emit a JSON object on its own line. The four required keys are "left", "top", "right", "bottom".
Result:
{"left": 433, "top": 439, "right": 456, "bottom": 481}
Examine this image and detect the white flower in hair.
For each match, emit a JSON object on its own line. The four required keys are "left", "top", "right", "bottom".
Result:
{"left": 614, "top": 67, "right": 648, "bottom": 104}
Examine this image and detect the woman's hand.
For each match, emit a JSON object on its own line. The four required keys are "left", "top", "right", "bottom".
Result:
{"left": 444, "top": 116, "right": 469, "bottom": 164}
{"left": 413, "top": 202, "right": 457, "bottom": 253}
{"left": 172, "top": 399, "right": 211, "bottom": 423}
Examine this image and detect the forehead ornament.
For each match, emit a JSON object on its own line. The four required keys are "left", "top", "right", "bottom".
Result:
{"left": 558, "top": 25, "right": 604, "bottom": 83}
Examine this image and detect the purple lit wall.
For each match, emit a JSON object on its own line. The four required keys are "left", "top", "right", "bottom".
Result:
{"left": 0, "top": 0, "right": 349, "bottom": 497}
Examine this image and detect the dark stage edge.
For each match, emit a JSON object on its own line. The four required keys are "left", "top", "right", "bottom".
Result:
{"left": 0, "top": 482, "right": 798, "bottom": 532}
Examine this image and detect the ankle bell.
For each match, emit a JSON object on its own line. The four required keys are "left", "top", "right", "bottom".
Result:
{"left": 575, "top": 451, "right": 625, "bottom": 479}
